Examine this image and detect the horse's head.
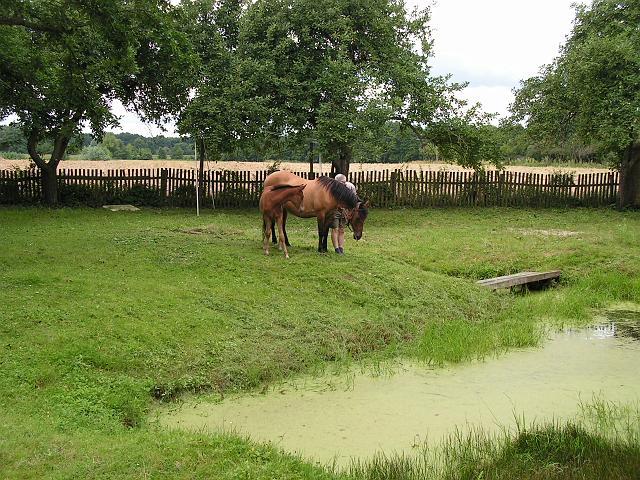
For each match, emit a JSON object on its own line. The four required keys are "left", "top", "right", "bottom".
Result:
{"left": 348, "top": 200, "right": 369, "bottom": 240}
{"left": 290, "top": 184, "right": 306, "bottom": 209}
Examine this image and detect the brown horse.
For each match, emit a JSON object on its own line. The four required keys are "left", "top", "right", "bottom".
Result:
{"left": 263, "top": 171, "right": 369, "bottom": 253}
{"left": 260, "top": 184, "right": 306, "bottom": 258}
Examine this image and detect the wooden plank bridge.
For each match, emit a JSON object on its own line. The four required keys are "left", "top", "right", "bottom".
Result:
{"left": 476, "top": 270, "right": 562, "bottom": 290}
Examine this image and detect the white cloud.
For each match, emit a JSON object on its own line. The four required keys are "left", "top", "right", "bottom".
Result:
{"left": 410, "top": 0, "right": 586, "bottom": 117}
{"left": 462, "top": 85, "right": 514, "bottom": 118}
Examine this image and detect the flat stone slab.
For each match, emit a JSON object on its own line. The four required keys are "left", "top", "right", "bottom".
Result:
{"left": 102, "top": 204, "right": 140, "bottom": 212}
{"left": 477, "top": 270, "right": 561, "bottom": 290}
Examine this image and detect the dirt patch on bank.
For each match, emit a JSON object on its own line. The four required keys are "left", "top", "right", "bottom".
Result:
{"left": 510, "top": 228, "right": 582, "bottom": 238}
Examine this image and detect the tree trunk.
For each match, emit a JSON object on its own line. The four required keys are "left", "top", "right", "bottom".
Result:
{"left": 618, "top": 142, "right": 640, "bottom": 209}
{"left": 27, "top": 113, "right": 81, "bottom": 206}
{"left": 27, "top": 132, "right": 61, "bottom": 206}
{"left": 41, "top": 164, "right": 59, "bottom": 206}
{"left": 329, "top": 142, "right": 352, "bottom": 177}
{"left": 308, "top": 141, "right": 315, "bottom": 180}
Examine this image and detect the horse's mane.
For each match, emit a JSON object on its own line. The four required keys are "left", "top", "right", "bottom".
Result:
{"left": 316, "top": 176, "right": 359, "bottom": 208}
{"left": 269, "top": 184, "right": 304, "bottom": 191}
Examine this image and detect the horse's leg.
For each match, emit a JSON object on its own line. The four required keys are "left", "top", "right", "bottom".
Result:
{"left": 277, "top": 215, "right": 289, "bottom": 258}
{"left": 317, "top": 216, "right": 325, "bottom": 253}
{"left": 263, "top": 215, "right": 271, "bottom": 255}
{"left": 322, "top": 220, "right": 330, "bottom": 253}
{"left": 271, "top": 219, "right": 277, "bottom": 245}
{"left": 282, "top": 209, "right": 291, "bottom": 247}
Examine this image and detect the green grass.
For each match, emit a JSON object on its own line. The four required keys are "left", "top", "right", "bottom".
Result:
{"left": 502, "top": 157, "right": 610, "bottom": 170}
{"left": 1, "top": 206, "right": 639, "bottom": 478}
{"left": 349, "top": 400, "right": 640, "bottom": 480}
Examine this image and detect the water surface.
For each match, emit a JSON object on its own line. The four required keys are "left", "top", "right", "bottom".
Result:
{"left": 158, "top": 311, "right": 640, "bottom": 465}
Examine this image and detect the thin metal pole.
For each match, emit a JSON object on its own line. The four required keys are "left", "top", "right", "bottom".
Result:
{"left": 195, "top": 140, "right": 200, "bottom": 216}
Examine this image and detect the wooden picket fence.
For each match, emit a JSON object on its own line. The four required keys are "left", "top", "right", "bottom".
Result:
{"left": 0, "top": 167, "right": 619, "bottom": 208}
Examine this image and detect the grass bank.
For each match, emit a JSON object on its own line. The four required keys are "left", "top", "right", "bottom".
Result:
{"left": 350, "top": 399, "right": 640, "bottom": 480}
{"left": 1, "top": 206, "right": 638, "bottom": 478}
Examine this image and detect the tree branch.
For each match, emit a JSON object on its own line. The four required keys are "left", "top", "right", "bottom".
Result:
{"left": 0, "top": 16, "right": 66, "bottom": 34}
{"left": 27, "top": 131, "right": 46, "bottom": 169}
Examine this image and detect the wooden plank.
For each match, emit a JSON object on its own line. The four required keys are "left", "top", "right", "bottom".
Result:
{"left": 477, "top": 270, "right": 562, "bottom": 290}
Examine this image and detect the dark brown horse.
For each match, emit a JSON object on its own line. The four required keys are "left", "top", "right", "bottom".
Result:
{"left": 260, "top": 184, "right": 306, "bottom": 258}
{"left": 263, "top": 171, "right": 369, "bottom": 253}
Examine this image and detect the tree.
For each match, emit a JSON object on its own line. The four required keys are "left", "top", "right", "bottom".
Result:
{"left": 101, "top": 133, "right": 126, "bottom": 159}
{"left": 234, "top": 0, "right": 499, "bottom": 175}
{"left": 0, "top": 0, "right": 196, "bottom": 204}
{"left": 0, "top": 124, "right": 27, "bottom": 153}
{"left": 80, "top": 145, "right": 112, "bottom": 161}
{"left": 177, "top": 0, "right": 250, "bottom": 192}
{"left": 511, "top": 0, "right": 640, "bottom": 208}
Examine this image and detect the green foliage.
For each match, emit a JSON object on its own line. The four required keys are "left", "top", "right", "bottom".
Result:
{"left": 170, "top": 184, "right": 197, "bottom": 206}
{"left": 0, "top": 151, "right": 27, "bottom": 160}
{"left": 0, "top": 207, "right": 639, "bottom": 477}
{"left": 180, "top": 0, "right": 499, "bottom": 172}
{"left": 0, "top": 0, "right": 197, "bottom": 203}
{"left": 178, "top": 0, "right": 247, "bottom": 157}
{"left": 0, "top": 124, "right": 27, "bottom": 153}
{"left": 80, "top": 145, "right": 112, "bottom": 161}
{"left": 510, "top": 1, "right": 640, "bottom": 172}
{"left": 57, "top": 182, "right": 164, "bottom": 207}
{"left": 157, "top": 147, "right": 168, "bottom": 160}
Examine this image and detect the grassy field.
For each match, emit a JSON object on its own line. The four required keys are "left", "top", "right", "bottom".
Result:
{"left": 1, "top": 206, "right": 639, "bottom": 478}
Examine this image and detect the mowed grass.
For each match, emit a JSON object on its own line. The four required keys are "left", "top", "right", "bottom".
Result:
{"left": 0, "top": 206, "right": 639, "bottom": 478}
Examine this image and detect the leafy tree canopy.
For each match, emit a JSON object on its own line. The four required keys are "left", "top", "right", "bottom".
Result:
{"left": 0, "top": 0, "right": 196, "bottom": 203}
{"left": 182, "top": 0, "right": 501, "bottom": 174}
{"left": 510, "top": 0, "right": 640, "bottom": 207}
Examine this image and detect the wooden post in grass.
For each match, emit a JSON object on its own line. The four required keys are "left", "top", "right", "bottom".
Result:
{"left": 195, "top": 142, "right": 200, "bottom": 217}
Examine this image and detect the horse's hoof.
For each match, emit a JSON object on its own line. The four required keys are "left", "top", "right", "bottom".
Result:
{"left": 285, "top": 254, "right": 290, "bottom": 259}
{"left": 264, "top": 251, "right": 269, "bottom": 255}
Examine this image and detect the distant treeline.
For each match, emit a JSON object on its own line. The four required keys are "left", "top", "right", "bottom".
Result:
{"left": 0, "top": 123, "right": 604, "bottom": 164}
{"left": 0, "top": 125, "right": 195, "bottom": 160}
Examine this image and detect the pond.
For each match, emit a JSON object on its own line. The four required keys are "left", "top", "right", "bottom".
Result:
{"left": 156, "top": 309, "right": 640, "bottom": 466}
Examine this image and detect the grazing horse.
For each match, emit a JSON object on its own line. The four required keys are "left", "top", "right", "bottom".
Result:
{"left": 263, "top": 171, "right": 369, "bottom": 253}
{"left": 260, "top": 184, "right": 306, "bottom": 258}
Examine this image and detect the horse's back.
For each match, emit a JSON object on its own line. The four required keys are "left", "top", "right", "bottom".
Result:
{"left": 264, "top": 171, "right": 307, "bottom": 189}
{"left": 263, "top": 171, "right": 336, "bottom": 218}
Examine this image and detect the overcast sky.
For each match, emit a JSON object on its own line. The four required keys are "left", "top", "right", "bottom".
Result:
{"left": 414, "top": 0, "right": 586, "bottom": 121}
{"left": 5, "top": 0, "right": 586, "bottom": 137}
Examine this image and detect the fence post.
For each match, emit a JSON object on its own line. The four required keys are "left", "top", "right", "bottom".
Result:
{"left": 390, "top": 170, "right": 398, "bottom": 206}
{"left": 160, "top": 169, "right": 168, "bottom": 199}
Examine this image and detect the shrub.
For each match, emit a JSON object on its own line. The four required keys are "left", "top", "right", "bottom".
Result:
{"left": 214, "top": 186, "right": 253, "bottom": 207}
{"left": 80, "top": 145, "right": 112, "bottom": 161}
{"left": 170, "top": 184, "right": 196, "bottom": 207}
{"left": 0, "top": 151, "right": 27, "bottom": 160}
{"left": 120, "top": 184, "right": 163, "bottom": 206}
{"left": 58, "top": 183, "right": 107, "bottom": 207}
{"left": 357, "top": 182, "right": 395, "bottom": 207}
{"left": 0, "top": 180, "right": 20, "bottom": 203}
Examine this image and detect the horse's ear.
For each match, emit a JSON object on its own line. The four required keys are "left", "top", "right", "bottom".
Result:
{"left": 362, "top": 198, "right": 370, "bottom": 208}
{"left": 299, "top": 184, "right": 306, "bottom": 191}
